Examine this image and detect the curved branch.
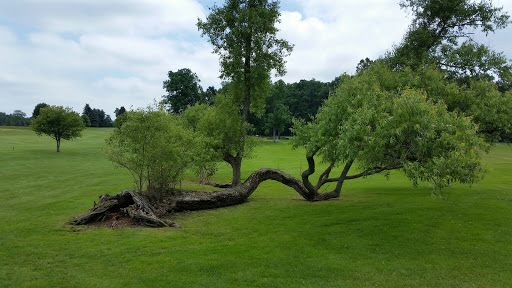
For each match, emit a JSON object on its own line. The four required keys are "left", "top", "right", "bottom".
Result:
{"left": 315, "top": 162, "right": 334, "bottom": 190}
{"left": 301, "top": 155, "right": 318, "bottom": 193}
{"left": 172, "top": 168, "right": 316, "bottom": 212}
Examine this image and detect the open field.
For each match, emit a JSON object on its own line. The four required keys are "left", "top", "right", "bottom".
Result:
{"left": 1, "top": 126, "right": 511, "bottom": 287}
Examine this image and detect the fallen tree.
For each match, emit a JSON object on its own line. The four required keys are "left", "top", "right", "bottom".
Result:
{"left": 71, "top": 64, "right": 504, "bottom": 228}
{"left": 71, "top": 166, "right": 382, "bottom": 227}
{"left": 71, "top": 0, "right": 512, "bottom": 227}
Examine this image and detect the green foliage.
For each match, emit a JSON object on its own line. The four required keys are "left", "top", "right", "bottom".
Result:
{"left": 162, "top": 68, "right": 206, "bottom": 114}
{"left": 286, "top": 79, "right": 331, "bottom": 122}
{"left": 440, "top": 41, "right": 512, "bottom": 85}
{"left": 113, "top": 112, "right": 128, "bottom": 129}
{"left": 81, "top": 114, "right": 91, "bottom": 127}
{"left": 340, "top": 63, "right": 512, "bottom": 142}
{"left": 356, "top": 57, "right": 374, "bottom": 74}
{"left": 180, "top": 93, "right": 258, "bottom": 167}
{"left": 197, "top": 0, "right": 293, "bottom": 119}
{"left": 114, "top": 106, "right": 126, "bottom": 118}
{"left": 104, "top": 106, "right": 199, "bottom": 193}
{"left": 203, "top": 86, "right": 217, "bottom": 104}
{"left": 32, "top": 103, "right": 49, "bottom": 119}
{"left": 390, "top": 0, "right": 511, "bottom": 84}
{"left": 249, "top": 78, "right": 335, "bottom": 137}
{"left": 264, "top": 80, "right": 291, "bottom": 141}
{"left": 31, "top": 106, "right": 85, "bottom": 152}
{"left": 293, "top": 66, "right": 489, "bottom": 193}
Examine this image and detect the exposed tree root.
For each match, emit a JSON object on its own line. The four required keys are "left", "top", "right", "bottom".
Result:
{"left": 70, "top": 190, "right": 178, "bottom": 228}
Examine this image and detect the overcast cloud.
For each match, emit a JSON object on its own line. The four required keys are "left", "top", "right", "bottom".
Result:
{"left": 0, "top": 0, "right": 511, "bottom": 117}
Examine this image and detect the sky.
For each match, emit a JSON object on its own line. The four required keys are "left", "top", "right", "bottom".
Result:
{"left": 1, "top": 0, "right": 511, "bottom": 118}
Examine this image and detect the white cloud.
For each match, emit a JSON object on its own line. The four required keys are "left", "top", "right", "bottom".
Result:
{"left": 0, "top": 0, "right": 217, "bottom": 116}
{"left": 0, "top": 0, "right": 205, "bottom": 36}
{"left": 277, "top": 0, "right": 410, "bottom": 82}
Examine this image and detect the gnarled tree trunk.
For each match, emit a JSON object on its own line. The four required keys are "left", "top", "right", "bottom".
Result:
{"left": 71, "top": 168, "right": 329, "bottom": 227}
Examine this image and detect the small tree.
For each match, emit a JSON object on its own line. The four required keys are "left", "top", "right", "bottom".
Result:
{"left": 32, "top": 106, "right": 85, "bottom": 152}
{"left": 105, "top": 106, "right": 200, "bottom": 193}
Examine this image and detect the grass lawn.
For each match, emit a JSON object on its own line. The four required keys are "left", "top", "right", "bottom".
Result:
{"left": 1, "top": 126, "right": 511, "bottom": 287}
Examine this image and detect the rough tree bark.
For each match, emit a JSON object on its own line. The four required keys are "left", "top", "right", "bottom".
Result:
{"left": 224, "top": 153, "right": 242, "bottom": 186}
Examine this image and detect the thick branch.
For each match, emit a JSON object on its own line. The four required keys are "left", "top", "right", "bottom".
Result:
{"left": 301, "top": 155, "right": 318, "bottom": 194}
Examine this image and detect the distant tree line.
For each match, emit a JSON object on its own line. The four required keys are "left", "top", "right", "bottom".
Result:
{"left": 0, "top": 102, "right": 116, "bottom": 128}
{"left": 82, "top": 104, "right": 113, "bottom": 127}
{"left": 162, "top": 67, "right": 341, "bottom": 140}
{"left": 0, "top": 110, "right": 31, "bottom": 126}
{"left": 249, "top": 77, "right": 340, "bottom": 138}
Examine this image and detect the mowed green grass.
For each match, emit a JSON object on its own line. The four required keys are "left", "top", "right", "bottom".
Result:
{"left": 1, "top": 126, "right": 511, "bottom": 287}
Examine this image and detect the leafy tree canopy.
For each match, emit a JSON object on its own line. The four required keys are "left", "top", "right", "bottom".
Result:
{"left": 197, "top": 0, "right": 293, "bottom": 121}
{"left": 389, "top": 0, "right": 511, "bottom": 85}
{"left": 105, "top": 106, "right": 202, "bottom": 193}
{"left": 162, "top": 68, "right": 206, "bottom": 114}
{"left": 293, "top": 64, "right": 489, "bottom": 196}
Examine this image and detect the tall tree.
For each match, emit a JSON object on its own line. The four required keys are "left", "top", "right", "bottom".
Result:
{"left": 82, "top": 104, "right": 113, "bottom": 127}
{"left": 356, "top": 57, "right": 374, "bottom": 74}
{"left": 162, "top": 68, "right": 204, "bottom": 114}
{"left": 32, "top": 103, "right": 49, "bottom": 119}
{"left": 114, "top": 106, "right": 127, "bottom": 118}
{"left": 197, "top": 0, "right": 293, "bottom": 185}
{"left": 265, "top": 80, "right": 290, "bottom": 142}
{"left": 82, "top": 104, "right": 93, "bottom": 121}
{"left": 286, "top": 79, "right": 330, "bottom": 122}
{"left": 95, "top": 109, "right": 106, "bottom": 127}
{"left": 32, "top": 106, "right": 85, "bottom": 152}
{"left": 203, "top": 86, "right": 217, "bottom": 104}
